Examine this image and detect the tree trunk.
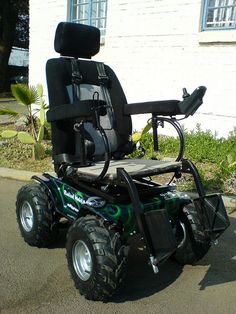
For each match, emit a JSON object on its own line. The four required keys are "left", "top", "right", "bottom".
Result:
{"left": 0, "top": 1, "right": 19, "bottom": 93}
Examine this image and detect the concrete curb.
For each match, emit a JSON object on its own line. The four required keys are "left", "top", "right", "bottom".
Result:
{"left": 221, "top": 195, "right": 236, "bottom": 210}
{"left": 0, "top": 167, "right": 235, "bottom": 209}
{"left": 0, "top": 167, "right": 42, "bottom": 182}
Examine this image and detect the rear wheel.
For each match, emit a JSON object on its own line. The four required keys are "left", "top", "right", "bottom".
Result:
{"left": 16, "top": 183, "right": 58, "bottom": 247}
{"left": 174, "top": 203, "right": 210, "bottom": 265}
{"left": 66, "top": 215, "right": 127, "bottom": 301}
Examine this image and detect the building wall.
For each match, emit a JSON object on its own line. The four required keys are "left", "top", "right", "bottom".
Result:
{"left": 29, "top": 0, "right": 68, "bottom": 89}
{"left": 29, "top": 0, "right": 236, "bottom": 137}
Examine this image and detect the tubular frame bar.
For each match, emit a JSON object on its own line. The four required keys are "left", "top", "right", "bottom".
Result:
{"left": 117, "top": 167, "right": 157, "bottom": 261}
{"left": 151, "top": 115, "right": 185, "bottom": 161}
{"left": 181, "top": 159, "right": 205, "bottom": 198}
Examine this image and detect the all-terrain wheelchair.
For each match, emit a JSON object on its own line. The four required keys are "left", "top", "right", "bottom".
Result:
{"left": 16, "top": 22, "right": 230, "bottom": 301}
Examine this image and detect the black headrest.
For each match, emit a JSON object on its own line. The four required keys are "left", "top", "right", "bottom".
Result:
{"left": 54, "top": 22, "right": 100, "bottom": 59}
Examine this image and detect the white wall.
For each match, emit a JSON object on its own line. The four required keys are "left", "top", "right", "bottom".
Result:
{"left": 29, "top": 0, "right": 236, "bottom": 137}
{"left": 29, "top": 0, "right": 68, "bottom": 89}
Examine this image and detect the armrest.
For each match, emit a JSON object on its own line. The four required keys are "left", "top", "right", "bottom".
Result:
{"left": 46, "top": 99, "right": 107, "bottom": 122}
{"left": 124, "top": 86, "right": 207, "bottom": 117}
{"left": 124, "top": 100, "right": 180, "bottom": 116}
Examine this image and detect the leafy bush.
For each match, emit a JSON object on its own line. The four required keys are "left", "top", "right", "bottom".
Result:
{"left": 132, "top": 124, "right": 236, "bottom": 192}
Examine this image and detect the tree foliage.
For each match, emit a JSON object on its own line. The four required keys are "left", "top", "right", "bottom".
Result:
{"left": 14, "top": 1, "right": 29, "bottom": 49}
{"left": 0, "top": 0, "right": 29, "bottom": 92}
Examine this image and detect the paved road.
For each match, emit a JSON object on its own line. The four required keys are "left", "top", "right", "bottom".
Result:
{"left": 1, "top": 178, "right": 236, "bottom": 314}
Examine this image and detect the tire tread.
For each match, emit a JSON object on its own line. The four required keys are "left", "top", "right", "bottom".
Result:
{"left": 66, "top": 215, "right": 127, "bottom": 301}
{"left": 174, "top": 204, "right": 210, "bottom": 265}
{"left": 16, "top": 183, "right": 57, "bottom": 247}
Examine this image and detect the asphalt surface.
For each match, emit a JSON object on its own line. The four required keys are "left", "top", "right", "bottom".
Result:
{"left": 1, "top": 96, "right": 236, "bottom": 312}
{"left": 0, "top": 177, "right": 236, "bottom": 314}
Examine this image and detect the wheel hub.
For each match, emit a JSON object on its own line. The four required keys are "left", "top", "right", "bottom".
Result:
{"left": 177, "top": 222, "right": 187, "bottom": 248}
{"left": 72, "top": 240, "right": 93, "bottom": 281}
{"left": 20, "top": 201, "right": 34, "bottom": 232}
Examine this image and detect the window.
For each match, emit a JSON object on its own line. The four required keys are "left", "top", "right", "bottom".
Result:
{"left": 69, "top": 0, "right": 108, "bottom": 39}
{"left": 202, "top": 0, "right": 236, "bottom": 30}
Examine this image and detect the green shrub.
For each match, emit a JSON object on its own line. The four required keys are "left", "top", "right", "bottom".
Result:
{"left": 132, "top": 124, "right": 236, "bottom": 192}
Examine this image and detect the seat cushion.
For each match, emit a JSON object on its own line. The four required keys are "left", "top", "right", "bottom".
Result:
{"left": 76, "top": 159, "right": 181, "bottom": 183}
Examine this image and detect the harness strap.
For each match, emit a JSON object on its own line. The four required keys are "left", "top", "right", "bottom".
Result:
{"left": 71, "top": 58, "right": 83, "bottom": 101}
{"left": 96, "top": 62, "right": 114, "bottom": 129}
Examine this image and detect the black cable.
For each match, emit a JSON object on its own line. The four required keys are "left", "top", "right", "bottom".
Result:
{"left": 92, "top": 92, "right": 111, "bottom": 181}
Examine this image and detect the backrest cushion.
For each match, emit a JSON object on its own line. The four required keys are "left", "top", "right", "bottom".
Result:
{"left": 46, "top": 58, "right": 133, "bottom": 160}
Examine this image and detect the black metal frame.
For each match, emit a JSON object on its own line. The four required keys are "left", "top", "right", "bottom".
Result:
{"left": 34, "top": 119, "right": 229, "bottom": 273}
{"left": 151, "top": 114, "right": 185, "bottom": 162}
{"left": 116, "top": 168, "right": 179, "bottom": 273}
{"left": 45, "top": 83, "right": 229, "bottom": 272}
{"left": 181, "top": 159, "right": 205, "bottom": 197}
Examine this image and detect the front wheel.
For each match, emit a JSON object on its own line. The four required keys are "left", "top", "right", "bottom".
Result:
{"left": 173, "top": 204, "right": 210, "bottom": 265}
{"left": 16, "top": 183, "right": 58, "bottom": 247}
{"left": 66, "top": 215, "right": 127, "bottom": 301}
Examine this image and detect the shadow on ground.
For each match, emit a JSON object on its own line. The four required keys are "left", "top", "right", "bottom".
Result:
{"left": 197, "top": 213, "right": 236, "bottom": 290}
{"left": 113, "top": 244, "right": 183, "bottom": 302}
{"left": 48, "top": 212, "right": 236, "bottom": 302}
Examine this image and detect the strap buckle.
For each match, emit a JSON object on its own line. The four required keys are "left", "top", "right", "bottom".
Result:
{"left": 96, "top": 62, "right": 110, "bottom": 86}
{"left": 72, "top": 71, "right": 83, "bottom": 85}
{"left": 71, "top": 58, "right": 83, "bottom": 85}
{"left": 98, "top": 74, "right": 109, "bottom": 86}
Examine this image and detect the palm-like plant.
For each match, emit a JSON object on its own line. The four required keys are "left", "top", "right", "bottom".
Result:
{"left": 11, "top": 84, "right": 39, "bottom": 139}
{"left": 0, "top": 84, "right": 48, "bottom": 159}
